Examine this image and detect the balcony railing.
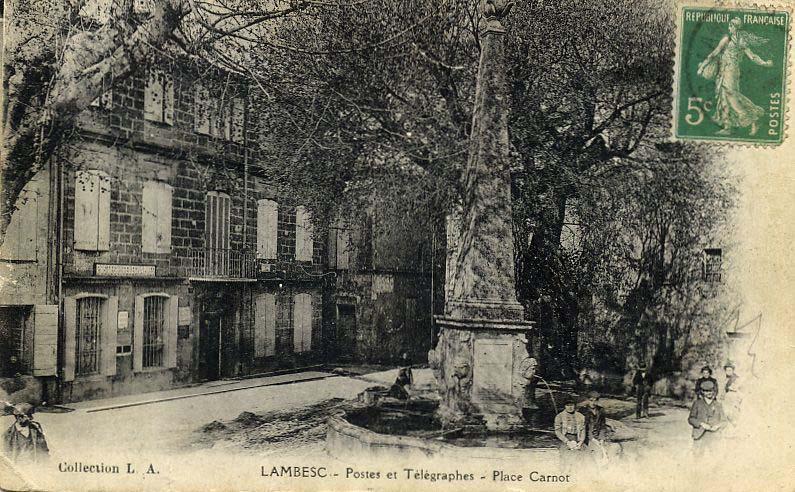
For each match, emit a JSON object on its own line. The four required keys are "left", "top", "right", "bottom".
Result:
{"left": 185, "top": 248, "right": 256, "bottom": 279}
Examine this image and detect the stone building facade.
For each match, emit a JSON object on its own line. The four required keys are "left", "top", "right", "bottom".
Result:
{"left": 0, "top": 56, "right": 435, "bottom": 404}
{"left": 0, "top": 58, "right": 329, "bottom": 403}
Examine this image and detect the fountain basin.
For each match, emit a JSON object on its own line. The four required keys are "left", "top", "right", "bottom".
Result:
{"left": 326, "top": 399, "right": 559, "bottom": 463}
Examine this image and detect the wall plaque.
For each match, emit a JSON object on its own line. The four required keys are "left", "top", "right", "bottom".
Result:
{"left": 94, "top": 263, "right": 156, "bottom": 277}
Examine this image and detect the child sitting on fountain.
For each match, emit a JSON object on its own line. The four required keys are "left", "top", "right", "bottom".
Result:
{"left": 387, "top": 353, "right": 414, "bottom": 400}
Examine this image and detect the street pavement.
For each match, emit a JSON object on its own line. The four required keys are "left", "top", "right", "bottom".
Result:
{"left": 4, "top": 370, "right": 376, "bottom": 457}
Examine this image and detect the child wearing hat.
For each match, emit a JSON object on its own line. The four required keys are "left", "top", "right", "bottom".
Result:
{"left": 687, "top": 379, "right": 725, "bottom": 455}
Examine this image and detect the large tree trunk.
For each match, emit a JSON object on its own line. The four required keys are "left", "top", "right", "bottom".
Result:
{"left": 0, "top": 0, "right": 189, "bottom": 242}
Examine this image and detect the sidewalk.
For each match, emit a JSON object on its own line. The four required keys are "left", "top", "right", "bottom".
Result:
{"left": 66, "top": 369, "right": 335, "bottom": 413}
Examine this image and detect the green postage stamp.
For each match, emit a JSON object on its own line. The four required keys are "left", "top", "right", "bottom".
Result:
{"left": 674, "top": 6, "right": 790, "bottom": 144}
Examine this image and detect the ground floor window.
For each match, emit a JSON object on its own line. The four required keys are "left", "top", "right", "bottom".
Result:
{"left": 76, "top": 297, "right": 103, "bottom": 376}
{"left": 0, "top": 307, "right": 30, "bottom": 377}
{"left": 143, "top": 296, "right": 166, "bottom": 368}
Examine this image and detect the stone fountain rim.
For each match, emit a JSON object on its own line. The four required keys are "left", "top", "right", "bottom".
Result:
{"left": 326, "top": 410, "right": 559, "bottom": 460}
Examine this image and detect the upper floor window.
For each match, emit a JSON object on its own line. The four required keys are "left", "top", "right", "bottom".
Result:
{"left": 144, "top": 68, "right": 174, "bottom": 125}
{"left": 74, "top": 170, "right": 110, "bottom": 251}
{"left": 0, "top": 177, "right": 40, "bottom": 262}
{"left": 295, "top": 206, "right": 314, "bottom": 262}
{"left": 142, "top": 180, "right": 173, "bottom": 254}
{"left": 206, "top": 191, "right": 231, "bottom": 251}
{"left": 256, "top": 199, "right": 278, "bottom": 260}
{"left": 194, "top": 82, "right": 245, "bottom": 142}
{"left": 703, "top": 248, "right": 722, "bottom": 282}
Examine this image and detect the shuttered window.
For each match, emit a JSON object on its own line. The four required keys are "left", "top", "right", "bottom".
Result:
{"left": 231, "top": 98, "right": 245, "bottom": 143}
{"left": 292, "top": 293, "right": 313, "bottom": 353}
{"left": 295, "top": 206, "right": 313, "bottom": 262}
{"left": 0, "top": 178, "right": 39, "bottom": 261}
{"left": 144, "top": 68, "right": 174, "bottom": 125}
{"left": 256, "top": 199, "right": 278, "bottom": 260}
{"left": 74, "top": 169, "right": 110, "bottom": 251}
{"left": 254, "top": 293, "right": 276, "bottom": 358}
{"left": 142, "top": 181, "right": 173, "bottom": 253}
{"left": 194, "top": 83, "right": 213, "bottom": 135}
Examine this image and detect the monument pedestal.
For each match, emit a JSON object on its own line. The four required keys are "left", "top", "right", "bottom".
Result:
{"left": 432, "top": 316, "right": 534, "bottom": 431}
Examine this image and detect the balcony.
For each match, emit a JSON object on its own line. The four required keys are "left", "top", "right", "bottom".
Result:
{"left": 183, "top": 248, "right": 256, "bottom": 280}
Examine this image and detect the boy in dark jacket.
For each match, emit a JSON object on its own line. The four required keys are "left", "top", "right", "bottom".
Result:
{"left": 3, "top": 402, "right": 49, "bottom": 462}
{"left": 632, "top": 364, "right": 653, "bottom": 418}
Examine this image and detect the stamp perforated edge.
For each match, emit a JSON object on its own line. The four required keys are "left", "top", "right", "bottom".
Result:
{"left": 670, "top": 0, "right": 793, "bottom": 146}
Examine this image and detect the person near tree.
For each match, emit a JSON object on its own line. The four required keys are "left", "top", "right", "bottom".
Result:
{"left": 632, "top": 363, "right": 653, "bottom": 418}
{"left": 695, "top": 366, "right": 718, "bottom": 399}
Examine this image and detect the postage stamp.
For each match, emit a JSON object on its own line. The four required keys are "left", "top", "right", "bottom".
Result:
{"left": 674, "top": 6, "right": 791, "bottom": 144}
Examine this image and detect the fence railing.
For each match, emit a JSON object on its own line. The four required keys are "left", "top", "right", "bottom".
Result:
{"left": 184, "top": 248, "right": 256, "bottom": 279}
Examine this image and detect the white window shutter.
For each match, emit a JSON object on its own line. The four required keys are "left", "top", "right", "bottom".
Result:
{"left": 101, "top": 296, "right": 118, "bottom": 376}
{"left": 163, "top": 75, "right": 174, "bottom": 125}
{"left": 337, "top": 228, "right": 350, "bottom": 270}
{"left": 255, "top": 293, "right": 276, "bottom": 358}
{"left": 63, "top": 297, "right": 77, "bottom": 382}
{"left": 74, "top": 170, "right": 99, "bottom": 250}
{"left": 256, "top": 199, "right": 278, "bottom": 260}
{"left": 195, "top": 84, "right": 211, "bottom": 134}
{"left": 142, "top": 182, "right": 172, "bottom": 254}
{"left": 303, "top": 295, "right": 313, "bottom": 352}
{"left": 165, "top": 295, "right": 178, "bottom": 368}
{"left": 158, "top": 184, "right": 173, "bottom": 253}
{"left": 96, "top": 172, "right": 111, "bottom": 251}
{"left": 293, "top": 293, "right": 312, "bottom": 353}
{"left": 142, "top": 182, "right": 158, "bottom": 253}
{"left": 292, "top": 294, "right": 303, "bottom": 353}
{"left": 144, "top": 68, "right": 164, "bottom": 122}
{"left": 295, "top": 206, "right": 313, "bottom": 262}
{"left": 231, "top": 98, "right": 245, "bottom": 143}
{"left": 0, "top": 182, "right": 38, "bottom": 261}
{"left": 32, "top": 305, "right": 58, "bottom": 377}
{"left": 133, "top": 295, "right": 144, "bottom": 372}
{"left": 222, "top": 102, "right": 232, "bottom": 140}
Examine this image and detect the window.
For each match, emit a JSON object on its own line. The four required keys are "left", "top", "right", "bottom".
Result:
{"left": 142, "top": 296, "right": 166, "bottom": 368}
{"left": 64, "top": 295, "right": 117, "bottom": 381}
{"left": 75, "top": 297, "right": 103, "bottom": 376}
{"left": 142, "top": 181, "right": 173, "bottom": 253}
{"left": 328, "top": 227, "right": 352, "bottom": 270}
{"left": 205, "top": 191, "right": 231, "bottom": 275}
{"left": 0, "top": 177, "right": 40, "bottom": 261}
{"left": 295, "top": 206, "right": 314, "bottom": 262}
{"left": 256, "top": 199, "right": 278, "bottom": 260}
{"left": 194, "top": 82, "right": 213, "bottom": 135}
{"left": 144, "top": 68, "right": 174, "bottom": 125}
{"left": 74, "top": 170, "right": 110, "bottom": 251}
{"left": 703, "top": 248, "right": 722, "bottom": 282}
{"left": 133, "top": 294, "right": 178, "bottom": 371}
{"left": 230, "top": 98, "right": 245, "bottom": 143}
{"left": 195, "top": 83, "right": 245, "bottom": 142}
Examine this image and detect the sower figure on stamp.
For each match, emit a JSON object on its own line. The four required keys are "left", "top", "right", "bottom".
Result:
{"left": 632, "top": 364, "right": 653, "bottom": 419}
{"left": 688, "top": 380, "right": 726, "bottom": 455}
{"left": 554, "top": 397, "right": 585, "bottom": 470}
{"left": 698, "top": 17, "right": 773, "bottom": 136}
{"left": 2, "top": 402, "right": 49, "bottom": 463}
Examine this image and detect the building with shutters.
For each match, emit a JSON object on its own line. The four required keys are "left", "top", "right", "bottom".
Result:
{"left": 0, "top": 55, "right": 332, "bottom": 404}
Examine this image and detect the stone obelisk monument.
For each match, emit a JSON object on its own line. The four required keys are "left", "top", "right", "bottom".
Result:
{"left": 431, "top": 0, "right": 534, "bottom": 430}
